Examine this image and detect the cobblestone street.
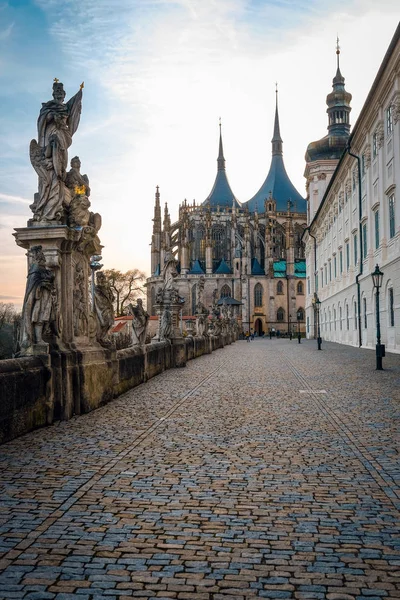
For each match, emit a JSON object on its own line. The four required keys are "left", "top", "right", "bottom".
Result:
{"left": 0, "top": 339, "right": 399, "bottom": 600}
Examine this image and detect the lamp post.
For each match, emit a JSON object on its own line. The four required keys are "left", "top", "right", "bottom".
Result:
{"left": 371, "top": 264, "right": 384, "bottom": 370}
{"left": 297, "top": 309, "right": 302, "bottom": 344}
{"left": 89, "top": 255, "right": 103, "bottom": 307}
{"left": 312, "top": 294, "right": 322, "bottom": 350}
{"left": 288, "top": 313, "right": 292, "bottom": 338}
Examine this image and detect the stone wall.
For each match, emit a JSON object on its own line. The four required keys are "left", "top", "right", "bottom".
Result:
{"left": 0, "top": 332, "right": 236, "bottom": 445}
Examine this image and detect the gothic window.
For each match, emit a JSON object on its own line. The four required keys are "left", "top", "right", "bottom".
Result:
{"left": 277, "top": 280, "right": 284, "bottom": 295}
{"left": 220, "top": 285, "right": 231, "bottom": 298}
{"left": 151, "top": 287, "right": 155, "bottom": 317}
{"left": 297, "top": 281, "right": 303, "bottom": 295}
{"left": 297, "top": 307, "right": 304, "bottom": 321}
{"left": 212, "top": 225, "right": 230, "bottom": 268}
{"left": 277, "top": 307, "right": 285, "bottom": 322}
{"left": 254, "top": 283, "right": 263, "bottom": 307}
{"left": 191, "top": 284, "right": 197, "bottom": 316}
{"left": 194, "top": 225, "right": 206, "bottom": 263}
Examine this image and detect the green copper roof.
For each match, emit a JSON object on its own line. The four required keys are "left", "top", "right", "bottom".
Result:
{"left": 272, "top": 259, "right": 306, "bottom": 278}
{"left": 188, "top": 259, "right": 205, "bottom": 275}
{"left": 203, "top": 125, "right": 241, "bottom": 210}
{"left": 245, "top": 97, "right": 306, "bottom": 213}
{"left": 251, "top": 257, "right": 265, "bottom": 275}
{"left": 214, "top": 259, "right": 232, "bottom": 274}
{"left": 294, "top": 260, "right": 306, "bottom": 277}
{"left": 273, "top": 260, "right": 286, "bottom": 277}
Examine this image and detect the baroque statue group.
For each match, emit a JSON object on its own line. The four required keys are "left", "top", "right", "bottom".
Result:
{"left": 14, "top": 79, "right": 234, "bottom": 357}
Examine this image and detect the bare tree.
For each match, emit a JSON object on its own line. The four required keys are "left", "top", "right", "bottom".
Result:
{"left": 102, "top": 269, "right": 146, "bottom": 316}
{"left": 0, "top": 302, "right": 16, "bottom": 331}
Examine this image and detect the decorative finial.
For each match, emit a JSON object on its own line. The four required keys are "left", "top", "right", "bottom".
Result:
{"left": 80, "top": 81, "right": 84, "bottom": 90}
{"left": 336, "top": 36, "right": 340, "bottom": 69}
{"left": 54, "top": 77, "right": 59, "bottom": 83}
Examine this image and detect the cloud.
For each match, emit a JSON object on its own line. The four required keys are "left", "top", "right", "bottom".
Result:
{"left": 0, "top": 193, "right": 30, "bottom": 204}
{"left": 0, "top": 22, "right": 13, "bottom": 41}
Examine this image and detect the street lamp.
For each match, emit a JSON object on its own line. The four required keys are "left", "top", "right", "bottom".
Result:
{"left": 297, "top": 309, "right": 302, "bottom": 344}
{"left": 371, "top": 263, "right": 385, "bottom": 370}
{"left": 89, "top": 255, "right": 103, "bottom": 307}
{"left": 312, "top": 294, "right": 322, "bottom": 350}
{"left": 288, "top": 313, "right": 292, "bottom": 337}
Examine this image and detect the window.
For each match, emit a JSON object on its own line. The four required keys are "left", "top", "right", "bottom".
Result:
{"left": 374, "top": 210, "right": 380, "bottom": 250}
{"left": 220, "top": 284, "right": 231, "bottom": 298}
{"left": 254, "top": 283, "right": 263, "bottom": 307}
{"left": 324, "top": 265, "right": 327, "bottom": 285}
{"left": 297, "top": 307, "right": 304, "bottom": 321}
{"left": 307, "top": 278, "right": 310, "bottom": 295}
{"left": 354, "top": 234, "right": 358, "bottom": 266}
{"left": 277, "top": 307, "right": 284, "bottom": 321}
{"left": 372, "top": 132, "right": 377, "bottom": 158}
{"left": 339, "top": 250, "right": 343, "bottom": 274}
{"left": 277, "top": 280, "right": 284, "bottom": 294}
{"left": 333, "top": 309, "right": 336, "bottom": 330}
{"left": 339, "top": 307, "right": 342, "bottom": 330}
{"left": 297, "top": 281, "right": 304, "bottom": 295}
{"left": 354, "top": 302, "right": 357, "bottom": 329}
{"left": 334, "top": 255, "right": 337, "bottom": 278}
{"left": 346, "top": 304, "right": 349, "bottom": 330}
{"left": 361, "top": 154, "right": 366, "bottom": 177}
{"left": 363, "top": 297, "right": 367, "bottom": 329}
{"left": 329, "top": 261, "right": 332, "bottom": 282}
{"left": 352, "top": 170, "right": 357, "bottom": 191}
{"left": 316, "top": 273, "right": 319, "bottom": 292}
{"left": 389, "top": 288, "right": 395, "bottom": 327}
{"left": 362, "top": 223, "right": 367, "bottom": 259}
{"left": 307, "top": 316, "right": 309, "bottom": 334}
{"left": 321, "top": 269, "right": 324, "bottom": 288}
{"left": 386, "top": 105, "right": 393, "bottom": 135}
{"left": 389, "top": 194, "right": 395, "bottom": 238}
{"left": 346, "top": 242, "right": 350, "bottom": 271}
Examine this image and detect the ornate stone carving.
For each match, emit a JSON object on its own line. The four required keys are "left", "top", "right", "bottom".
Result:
{"left": 363, "top": 147, "right": 371, "bottom": 169}
{"left": 93, "top": 271, "right": 114, "bottom": 347}
{"left": 392, "top": 93, "right": 400, "bottom": 124}
{"left": 196, "top": 276, "right": 208, "bottom": 315}
{"left": 73, "top": 262, "right": 88, "bottom": 337}
{"left": 16, "top": 245, "right": 59, "bottom": 355}
{"left": 375, "top": 122, "right": 384, "bottom": 149}
{"left": 29, "top": 80, "right": 84, "bottom": 223}
{"left": 159, "top": 307, "right": 172, "bottom": 340}
{"left": 65, "top": 157, "right": 102, "bottom": 234}
{"left": 128, "top": 298, "right": 149, "bottom": 347}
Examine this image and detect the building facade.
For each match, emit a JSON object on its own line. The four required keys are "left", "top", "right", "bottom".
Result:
{"left": 304, "top": 27, "right": 400, "bottom": 352}
{"left": 147, "top": 97, "right": 308, "bottom": 336}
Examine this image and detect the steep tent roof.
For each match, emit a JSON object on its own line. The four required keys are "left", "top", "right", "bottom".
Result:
{"left": 214, "top": 259, "right": 233, "bottom": 274}
{"left": 188, "top": 259, "right": 205, "bottom": 275}
{"left": 245, "top": 91, "right": 306, "bottom": 213}
{"left": 203, "top": 123, "right": 241, "bottom": 209}
{"left": 251, "top": 257, "right": 265, "bottom": 275}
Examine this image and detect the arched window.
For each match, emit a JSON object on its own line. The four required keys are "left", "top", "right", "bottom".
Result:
{"left": 151, "top": 287, "right": 155, "bottom": 317}
{"left": 220, "top": 285, "right": 231, "bottom": 298}
{"left": 297, "top": 307, "right": 304, "bottom": 321}
{"left": 194, "top": 225, "right": 205, "bottom": 263}
{"left": 191, "top": 284, "right": 197, "bottom": 316}
{"left": 277, "top": 307, "right": 285, "bottom": 322}
{"left": 254, "top": 283, "right": 263, "bottom": 307}
{"left": 277, "top": 280, "right": 284, "bottom": 295}
{"left": 297, "top": 281, "right": 304, "bottom": 295}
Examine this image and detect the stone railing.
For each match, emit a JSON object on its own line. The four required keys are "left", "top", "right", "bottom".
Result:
{"left": 0, "top": 330, "right": 236, "bottom": 444}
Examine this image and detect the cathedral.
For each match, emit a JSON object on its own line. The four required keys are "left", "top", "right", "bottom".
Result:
{"left": 146, "top": 94, "right": 308, "bottom": 336}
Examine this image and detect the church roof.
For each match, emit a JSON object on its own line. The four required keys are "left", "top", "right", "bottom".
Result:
{"left": 245, "top": 91, "right": 306, "bottom": 213}
{"left": 203, "top": 123, "right": 241, "bottom": 210}
{"left": 217, "top": 297, "right": 242, "bottom": 306}
{"left": 273, "top": 259, "right": 306, "bottom": 277}
{"left": 214, "top": 258, "right": 233, "bottom": 274}
{"left": 251, "top": 257, "right": 265, "bottom": 275}
{"left": 188, "top": 260, "right": 205, "bottom": 275}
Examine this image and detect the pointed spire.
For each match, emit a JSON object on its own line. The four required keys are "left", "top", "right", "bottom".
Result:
{"left": 336, "top": 36, "right": 340, "bottom": 70}
{"left": 152, "top": 185, "right": 161, "bottom": 234}
{"left": 272, "top": 83, "right": 283, "bottom": 156}
{"left": 217, "top": 117, "right": 226, "bottom": 171}
{"left": 326, "top": 38, "right": 352, "bottom": 136}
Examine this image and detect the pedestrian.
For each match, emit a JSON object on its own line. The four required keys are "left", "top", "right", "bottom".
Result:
{"left": 246, "top": 331, "right": 250, "bottom": 342}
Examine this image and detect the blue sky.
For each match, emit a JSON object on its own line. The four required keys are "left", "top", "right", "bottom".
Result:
{"left": 0, "top": 0, "right": 398, "bottom": 305}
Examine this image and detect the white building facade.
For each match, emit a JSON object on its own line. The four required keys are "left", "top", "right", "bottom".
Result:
{"left": 304, "top": 26, "right": 400, "bottom": 353}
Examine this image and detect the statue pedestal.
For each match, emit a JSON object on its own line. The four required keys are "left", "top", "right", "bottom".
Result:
{"left": 152, "top": 301, "right": 184, "bottom": 342}
{"left": 14, "top": 224, "right": 102, "bottom": 351}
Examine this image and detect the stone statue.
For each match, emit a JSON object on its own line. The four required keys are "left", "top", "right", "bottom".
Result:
{"left": 73, "top": 262, "right": 88, "bottom": 336}
{"left": 162, "top": 249, "right": 178, "bottom": 293}
{"left": 29, "top": 79, "right": 84, "bottom": 222}
{"left": 93, "top": 271, "right": 114, "bottom": 347}
{"left": 128, "top": 298, "right": 149, "bottom": 347}
{"left": 159, "top": 307, "right": 172, "bottom": 340}
{"left": 65, "top": 156, "right": 102, "bottom": 232}
{"left": 196, "top": 276, "right": 207, "bottom": 315}
{"left": 17, "top": 245, "right": 59, "bottom": 355}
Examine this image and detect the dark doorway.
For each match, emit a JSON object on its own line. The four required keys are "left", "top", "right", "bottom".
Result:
{"left": 254, "top": 318, "right": 263, "bottom": 336}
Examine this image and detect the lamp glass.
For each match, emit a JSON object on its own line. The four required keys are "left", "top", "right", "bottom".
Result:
{"left": 371, "top": 264, "right": 383, "bottom": 289}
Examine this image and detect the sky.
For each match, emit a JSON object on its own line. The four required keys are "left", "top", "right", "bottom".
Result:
{"left": 0, "top": 0, "right": 399, "bottom": 308}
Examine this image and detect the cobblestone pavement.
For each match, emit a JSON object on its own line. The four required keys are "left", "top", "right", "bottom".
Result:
{"left": 0, "top": 339, "right": 399, "bottom": 600}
